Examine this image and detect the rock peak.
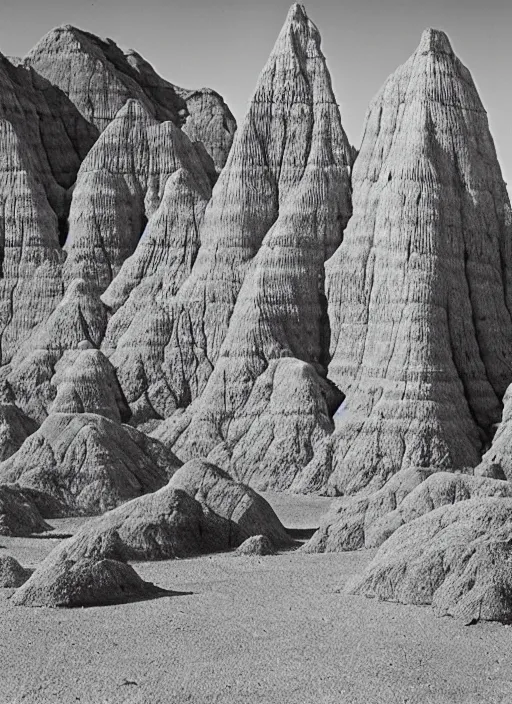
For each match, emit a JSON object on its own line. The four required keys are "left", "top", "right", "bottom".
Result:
{"left": 418, "top": 28, "right": 453, "bottom": 55}
{"left": 286, "top": 3, "right": 308, "bottom": 23}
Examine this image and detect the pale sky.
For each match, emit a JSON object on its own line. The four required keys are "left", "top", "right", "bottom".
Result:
{"left": 1, "top": 0, "right": 511, "bottom": 190}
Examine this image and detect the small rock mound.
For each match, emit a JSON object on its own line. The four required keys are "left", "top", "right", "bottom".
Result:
{"left": 0, "top": 555, "right": 32, "bottom": 587}
{"left": 235, "top": 535, "right": 276, "bottom": 556}
{"left": 12, "top": 557, "right": 168, "bottom": 608}
{"left": 349, "top": 498, "right": 512, "bottom": 624}
{"left": 0, "top": 484, "right": 51, "bottom": 536}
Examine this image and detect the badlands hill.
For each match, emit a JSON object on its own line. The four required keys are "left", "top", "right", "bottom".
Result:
{"left": 1, "top": 3, "right": 512, "bottom": 626}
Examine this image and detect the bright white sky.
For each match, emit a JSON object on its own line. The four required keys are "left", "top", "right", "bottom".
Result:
{"left": 1, "top": 0, "right": 511, "bottom": 192}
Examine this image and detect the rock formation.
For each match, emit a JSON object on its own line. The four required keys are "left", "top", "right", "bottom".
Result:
{"left": 312, "top": 28, "right": 512, "bottom": 495}
{"left": 63, "top": 99, "right": 212, "bottom": 295}
{"left": 25, "top": 25, "right": 187, "bottom": 134}
{"left": 0, "top": 385, "right": 38, "bottom": 461}
{"left": 12, "top": 557, "right": 169, "bottom": 607}
{"left": 0, "top": 349, "right": 180, "bottom": 515}
{"left": 148, "top": 3, "right": 352, "bottom": 458}
{"left": 304, "top": 471, "right": 512, "bottom": 552}
{"left": 167, "top": 459, "right": 291, "bottom": 547}
{"left": 123, "top": 50, "right": 236, "bottom": 173}
{"left": 349, "top": 498, "right": 512, "bottom": 624}
{"left": 7, "top": 280, "right": 108, "bottom": 422}
{"left": 0, "top": 555, "right": 32, "bottom": 587}
{"left": 0, "top": 484, "right": 52, "bottom": 536}
{"left": 235, "top": 535, "right": 276, "bottom": 556}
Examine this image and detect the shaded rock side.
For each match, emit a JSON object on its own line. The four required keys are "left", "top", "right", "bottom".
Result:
{"left": 304, "top": 470, "right": 512, "bottom": 552}
{"left": 12, "top": 557, "right": 168, "bottom": 607}
{"left": 314, "top": 28, "right": 512, "bottom": 495}
{"left": 7, "top": 279, "right": 108, "bottom": 422}
{"left": 63, "top": 99, "right": 212, "bottom": 295}
{"left": 0, "top": 555, "right": 32, "bottom": 587}
{"left": 235, "top": 535, "right": 276, "bottom": 556}
{"left": 349, "top": 498, "right": 512, "bottom": 624}
{"left": 0, "top": 412, "right": 180, "bottom": 516}
{"left": 0, "top": 483, "right": 52, "bottom": 536}
{"left": 0, "top": 383, "right": 39, "bottom": 461}
{"left": 124, "top": 49, "right": 236, "bottom": 172}
{"left": 154, "top": 3, "right": 353, "bottom": 425}
{"left": 25, "top": 25, "right": 188, "bottom": 135}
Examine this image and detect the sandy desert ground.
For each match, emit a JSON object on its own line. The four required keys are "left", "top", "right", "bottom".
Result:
{"left": 0, "top": 493, "right": 511, "bottom": 704}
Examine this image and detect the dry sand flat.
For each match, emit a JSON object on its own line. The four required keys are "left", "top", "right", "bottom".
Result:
{"left": 1, "top": 497, "right": 512, "bottom": 703}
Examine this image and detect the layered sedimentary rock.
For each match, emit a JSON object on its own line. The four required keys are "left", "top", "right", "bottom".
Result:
{"left": 350, "top": 498, "right": 512, "bottom": 624}
{"left": 63, "top": 99, "right": 212, "bottom": 295}
{"left": 313, "top": 28, "right": 512, "bottom": 495}
{"left": 13, "top": 557, "right": 168, "bottom": 607}
{"left": 0, "top": 350, "right": 180, "bottom": 515}
{"left": 476, "top": 383, "right": 512, "bottom": 480}
{"left": 0, "top": 386, "right": 38, "bottom": 461}
{"left": 147, "top": 3, "right": 352, "bottom": 448}
{"left": 123, "top": 50, "right": 237, "bottom": 172}
{"left": 304, "top": 471, "right": 512, "bottom": 552}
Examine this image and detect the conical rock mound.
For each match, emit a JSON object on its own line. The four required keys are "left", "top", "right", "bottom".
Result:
{"left": 0, "top": 350, "right": 181, "bottom": 515}
{"left": 0, "top": 555, "right": 32, "bottom": 587}
{"left": 349, "top": 498, "right": 512, "bottom": 624}
{"left": 315, "top": 28, "right": 512, "bottom": 495}
{"left": 12, "top": 557, "right": 168, "bottom": 607}
{"left": 155, "top": 3, "right": 353, "bottom": 426}
{"left": 63, "top": 99, "right": 212, "bottom": 295}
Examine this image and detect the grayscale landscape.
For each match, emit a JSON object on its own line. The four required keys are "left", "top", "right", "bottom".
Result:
{"left": 0, "top": 2, "right": 512, "bottom": 702}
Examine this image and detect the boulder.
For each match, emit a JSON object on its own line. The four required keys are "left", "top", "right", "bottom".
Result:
{"left": 0, "top": 555, "right": 32, "bottom": 587}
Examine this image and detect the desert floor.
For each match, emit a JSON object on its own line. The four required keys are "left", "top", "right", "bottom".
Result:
{"left": 1, "top": 492, "right": 512, "bottom": 704}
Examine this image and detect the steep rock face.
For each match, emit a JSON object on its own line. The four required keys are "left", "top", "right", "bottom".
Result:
{"left": 63, "top": 99, "right": 212, "bottom": 295}
{"left": 0, "top": 118, "right": 64, "bottom": 365}
{"left": 124, "top": 49, "right": 237, "bottom": 172}
{"left": 150, "top": 3, "right": 352, "bottom": 432}
{"left": 314, "top": 29, "right": 512, "bottom": 495}
{"left": 304, "top": 471, "right": 512, "bottom": 552}
{"left": 0, "top": 384, "right": 39, "bottom": 461}
{"left": 7, "top": 279, "right": 108, "bottom": 422}
{"left": 25, "top": 25, "right": 188, "bottom": 135}
{"left": 349, "top": 498, "right": 512, "bottom": 624}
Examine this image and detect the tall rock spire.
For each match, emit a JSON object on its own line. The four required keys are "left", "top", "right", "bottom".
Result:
{"left": 143, "top": 3, "right": 353, "bottom": 426}
{"left": 313, "top": 28, "right": 512, "bottom": 495}
{"left": 155, "top": 5, "right": 352, "bottom": 488}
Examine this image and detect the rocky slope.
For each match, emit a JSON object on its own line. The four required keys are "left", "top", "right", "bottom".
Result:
{"left": 309, "top": 28, "right": 512, "bottom": 496}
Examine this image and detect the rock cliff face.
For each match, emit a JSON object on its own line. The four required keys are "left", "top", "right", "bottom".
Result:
{"left": 312, "top": 28, "right": 512, "bottom": 496}
{"left": 145, "top": 3, "right": 352, "bottom": 443}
